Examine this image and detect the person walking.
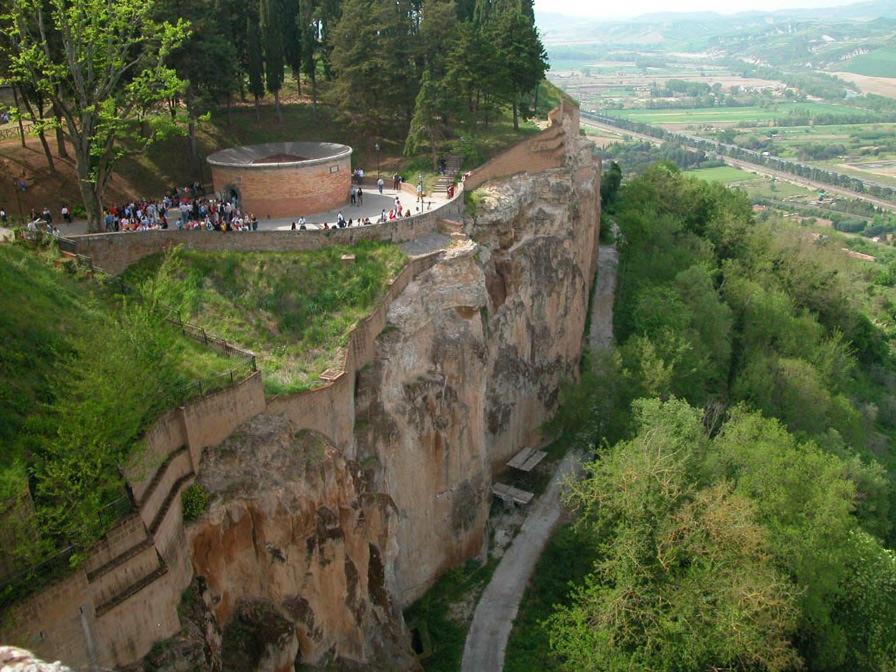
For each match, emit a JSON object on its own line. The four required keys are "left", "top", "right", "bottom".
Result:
{"left": 357, "top": 187, "right": 363, "bottom": 206}
{"left": 350, "top": 186, "right": 357, "bottom": 206}
{"left": 377, "top": 177, "right": 384, "bottom": 194}
{"left": 0, "top": 208, "right": 7, "bottom": 226}
{"left": 61, "top": 205, "right": 72, "bottom": 224}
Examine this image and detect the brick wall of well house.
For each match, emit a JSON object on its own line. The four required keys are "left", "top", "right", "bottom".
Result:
{"left": 211, "top": 154, "right": 352, "bottom": 220}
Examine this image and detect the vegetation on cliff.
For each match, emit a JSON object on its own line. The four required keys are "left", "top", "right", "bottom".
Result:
{"left": 0, "top": 242, "right": 234, "bottom": 595}
{"left": 123, "top": 243, "right": 407, "bottom": 394}
{"left": 512, "top": 164, "right": 896, "bottom": 671}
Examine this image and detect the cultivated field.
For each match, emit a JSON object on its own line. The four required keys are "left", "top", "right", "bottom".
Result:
{"left": 840, "top": 47, "right": 896, "bottom": 78}
{"left": 831, "top": 71, "right": 896, "bottom": 99}
{"left": 605, "top": 102, "right": 866, "bottom": 126}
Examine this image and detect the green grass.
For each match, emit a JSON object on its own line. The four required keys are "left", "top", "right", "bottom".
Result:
{"left": 0, "top": 243, "right": 233, "bottom": 500}
{"left": 842, "top": 47, "right": 896, "bottom": 78}
{"left": 683, "top": 165, "right": 759, "bottom": 183}
{"left": 0, "top": 241, "right": 235, "bottom": 599}
{"left": 606, "top": 102, "right": 868, "bottom": 126}
{"left": 123, "top": 243, "right": 407, "bottom": 395}
{"left": 503, "top": 522, "right": 600, "bottom": 672}
{"left": 683, "top": 165, "right": 818, "bottom": 199}
{"left": 404, "top": 559, "right": 498, "bottom": 672}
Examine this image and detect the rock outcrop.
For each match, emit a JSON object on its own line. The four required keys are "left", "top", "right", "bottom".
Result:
{"left": 184, "top": 415, "right": 417, "bottom": 671}
{"left": 354, "top": 116, "right": 601, "bottom": 605}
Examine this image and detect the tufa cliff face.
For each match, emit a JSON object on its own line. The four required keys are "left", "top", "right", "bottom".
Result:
{"left": 354, "top": 125, "right": 601, "bottom": 605}
{"left": 185, "top": 415, "right": 417, "bottom": 671}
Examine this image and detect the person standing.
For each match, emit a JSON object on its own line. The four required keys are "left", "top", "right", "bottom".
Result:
{"left": 377, "top": 177, "right": 384, "bottom": 194}
{"left": 0, "top": 208, "right": 7, "bottom": 226}
{"left": 61, "top": 205, "right": 72, "bottom": 224}
{"left": 357, "top": 187, "right": 363, "bottom": 206}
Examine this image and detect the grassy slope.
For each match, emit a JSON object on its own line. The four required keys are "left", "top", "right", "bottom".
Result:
{"left": 122, "top": 243, "right": 407, "bottom": 395}
{"left": 842, "top": 47, "right": 896, "bottom": 78}
{"left": 0, "top": 243, "right": 233, "bottom": 501}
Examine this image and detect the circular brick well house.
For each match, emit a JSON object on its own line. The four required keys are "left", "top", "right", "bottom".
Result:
{"left": 207, "top": 141, "right": 352, "bottom": 219}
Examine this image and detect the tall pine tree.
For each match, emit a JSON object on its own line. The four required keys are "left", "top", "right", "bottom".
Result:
{"left": 246, "top": 5, "right": 266, "bottom": 118}
{"left": 261, "top": 0, "right": 286, "bottom": 120}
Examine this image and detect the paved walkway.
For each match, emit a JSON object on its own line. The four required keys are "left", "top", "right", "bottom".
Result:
{"left": 460, "top": 452, "right": 580, "bottom": 672}
{"left": 460, "top": 237, "right": 619, "bottom": 672}
{"left": 54, "top": 187, "right": 449, "bottom": 236}
{"left": 589, "top": 241, "right": 619, "bottom": 351}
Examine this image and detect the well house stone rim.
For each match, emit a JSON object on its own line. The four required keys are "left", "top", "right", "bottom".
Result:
{"left": 206, "top": 141, "right": 353, "bottom": 170}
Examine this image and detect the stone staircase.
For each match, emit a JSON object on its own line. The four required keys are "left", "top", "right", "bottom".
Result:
{"left": 434, "top": 155, "right": 463, "bottom": 195}
{"left": 85, "top": 445, "right": 195, "bottom": 619}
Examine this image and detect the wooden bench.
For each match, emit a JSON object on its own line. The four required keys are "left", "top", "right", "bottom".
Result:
{"left": 492, "top": 483, "right": 534, "bottom": 505}
{"left": 506, "top": 447, "right": 547, "bottom": 473}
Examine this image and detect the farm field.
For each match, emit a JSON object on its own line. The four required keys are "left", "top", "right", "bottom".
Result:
{"left": 682, "top": 165, "right": 757, "bottom": 183}
{"left": 683, "top": 165, "right": 819, "bottom": 199}
{"left": 605, "top": 102, "right": 869, "bottom": 126}
{"left": 840, "top": 47, "right": 896, "bottom": 78}
{"left": 815, "top": 159, "right": 896, "bottom": 189}
{"left": 831, "top": 72, "right": 896, "bottom": 99}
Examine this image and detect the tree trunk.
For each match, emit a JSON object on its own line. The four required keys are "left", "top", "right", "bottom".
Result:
{"left": 512, "top": 99, "right": 519, "bottom": 131}
{"left": 186, "top": 86, "right": 199, "bottom": 174}
{"left": 20, "top": 94, "right": 56, "bottom": 173}
{"left": 274, "top": 90, "right": 282, "bottom": 123}
{"left": 74, "top": 147, "right": 103, "bottom": 232}
{"left": 311, "top": 74, "right": 317, "bottom": 113}
{"left": 11, "top": 86, "right": 26, "bottom": 149}
{"left": 254, "top": 95, "right": 260, "bottom": 121}
{"left": 54, "top": 121, "right": 68, "bottom": 159}
{"left": 296, "top": 72, "right": 302, "bottom": 96}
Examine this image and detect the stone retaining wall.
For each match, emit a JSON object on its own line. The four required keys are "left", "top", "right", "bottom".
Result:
{"left": 69, "top": 189, "right": 464, "bottom": 275}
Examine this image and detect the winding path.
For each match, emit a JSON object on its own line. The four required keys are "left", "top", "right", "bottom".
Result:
{"left": 460, "top": 243, "right": 619, "bottom": 672}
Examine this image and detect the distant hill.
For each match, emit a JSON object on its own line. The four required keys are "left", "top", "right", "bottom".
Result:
{"left": 538, "top": 0, "right": 896, "bottom": 52}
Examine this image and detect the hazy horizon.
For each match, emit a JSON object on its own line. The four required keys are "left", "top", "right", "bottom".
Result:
{"left": 534, "top": 0, "right": 873, "bottom": 20}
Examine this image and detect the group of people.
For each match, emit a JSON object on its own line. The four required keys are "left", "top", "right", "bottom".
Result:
{"left": 103, "top": 186, "right": 258, "bottom": 233}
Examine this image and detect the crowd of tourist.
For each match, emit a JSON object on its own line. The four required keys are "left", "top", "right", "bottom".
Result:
{"left": 3, "top": 167, "right": 460, "bottom": 236}
{"left": 102, "top": 184, "right": 259, "bottom": 232}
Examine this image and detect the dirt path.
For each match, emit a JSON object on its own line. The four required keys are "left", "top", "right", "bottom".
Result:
{"left": 589, "top": 243, "right": 619, "bottom": 351}
{"left": 460, "top": 452, "right": 580, "bottom": 672}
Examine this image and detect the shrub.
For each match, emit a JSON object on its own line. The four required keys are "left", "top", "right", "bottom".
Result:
{"left": 181, "top": 483, "right": 210, "bottom": 523}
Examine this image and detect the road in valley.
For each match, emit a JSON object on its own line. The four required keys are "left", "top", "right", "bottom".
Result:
{"left": 582, "top": 118, "right": 896, "bottom": 214}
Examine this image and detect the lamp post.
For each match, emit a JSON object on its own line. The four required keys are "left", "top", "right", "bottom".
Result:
{"left": 375, "top": 142, "right": 381, "bottom": 180}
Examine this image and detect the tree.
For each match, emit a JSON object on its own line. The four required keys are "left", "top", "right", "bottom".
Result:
{"left": 261, "top": 0, "right": 286, "bottom": 121}
{"left": 298, "top": 0, "right": 319, "bottom": 111}
{"left": 1, "top": 0, "right": 186, "bottom": 231}
{"left": 405, "top": 67, "right": 443, "bottom": 167}
{"left": 550, "top": 399, "right": 801, "bottom": 672}
{"left": 327, "top": 0, "right": 414, "bottom": 134}
{"left": 246, "top": 5, "right": 266, "bottom": 117}
{"left": 157, "top": 0, "right": 239, "bottom": 172}
{"left": 492, "top": 7, "right": 545, "bottom": 129}
{"left": 282, "top": 0, "right": 304, "bottom": 94}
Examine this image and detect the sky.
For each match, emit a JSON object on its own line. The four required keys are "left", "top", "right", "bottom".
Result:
{"left": 533, "top": 0, "right": 866, "bottom": 20}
